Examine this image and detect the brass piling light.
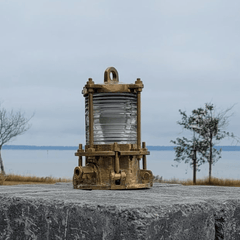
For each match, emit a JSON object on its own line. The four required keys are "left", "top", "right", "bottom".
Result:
{"left": 73, "top": 67, "right": 153, "bottom": 190}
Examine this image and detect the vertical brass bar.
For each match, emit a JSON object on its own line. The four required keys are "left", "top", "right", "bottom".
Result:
{"left": 115, "top": 152, "right": 120, "bottom": 173}
{"left": 137, "top": 91, "right": 141, "bottom": 150}
{"left": 114, "top": 142, "right": 120, "bottom": 173}
{"left": 143, "top": 156, "right": 146, "bottom": 169}
{"left": 89, "top": 92, "right": 94, "bottom": 147}
{"left": 78, "top": 144, "right": 83, "bottom": 166}
{"left": 142, "top": 142, "right": 147, "bottom": 170}
{"left": 78, "top": 156, "right": 82, "bottom": 167}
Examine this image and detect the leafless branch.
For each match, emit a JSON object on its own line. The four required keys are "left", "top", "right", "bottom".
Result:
{"left": 0, "top": 103, "right": 33, "bottom": 174}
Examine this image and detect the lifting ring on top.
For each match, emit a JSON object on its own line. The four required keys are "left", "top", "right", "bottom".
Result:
{"left": 104, "top": 67, "right": 119, "bottom": 83}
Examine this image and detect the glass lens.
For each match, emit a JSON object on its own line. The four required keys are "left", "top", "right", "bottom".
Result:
{"left": 85, "top": 93, "right": 137, "bottom": 144}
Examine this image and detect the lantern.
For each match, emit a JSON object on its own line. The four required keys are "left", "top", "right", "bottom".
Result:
{"left": 73, "top": 67, "right": 153, "bottom": 189}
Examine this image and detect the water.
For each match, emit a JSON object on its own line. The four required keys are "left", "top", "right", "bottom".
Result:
{"left": 3, "top": 150, "right": 76, "bottom": 179}
{"left": 148, "top": 151, "right": 240, "bottom": 180}
{"left": 2, "top": 150, "right": 240, "bottom": 180}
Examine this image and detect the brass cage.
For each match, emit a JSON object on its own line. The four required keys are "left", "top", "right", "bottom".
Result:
{"left": 73, "top": 67, "right": 153, "bottom": 190}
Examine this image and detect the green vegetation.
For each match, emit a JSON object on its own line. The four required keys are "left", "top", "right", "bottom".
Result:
{"left": 171, "top": 103, "right": 239, "bottom": 183}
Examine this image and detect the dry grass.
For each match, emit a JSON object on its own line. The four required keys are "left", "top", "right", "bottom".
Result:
{"left": 154, "top": 175, "right": 240, "bottom": 187}
{"left": 0, "top": 172, "right": 7, "bottom": 185}
{"left": 0, "top": 173, "right": 71, "bottom": 185}
{"left": 2, "top": 173, "right": 240, "bottom": 187}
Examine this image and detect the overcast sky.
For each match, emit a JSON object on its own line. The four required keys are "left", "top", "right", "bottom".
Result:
{"left": 1, "top": 0, "right": 239, "bottom": 146}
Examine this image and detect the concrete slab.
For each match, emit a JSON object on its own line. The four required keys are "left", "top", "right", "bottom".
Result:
{"left": 1, "top": 183, "right": 240, "bottom": 239}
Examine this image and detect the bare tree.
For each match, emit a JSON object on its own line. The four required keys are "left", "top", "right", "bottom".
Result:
{"left": 0, "top": 104, "right": 33, "bottom": 175}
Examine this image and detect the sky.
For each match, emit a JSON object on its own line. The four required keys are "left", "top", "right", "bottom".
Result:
{"left": 1, "top": 0, "right": 239, "bottom": 147}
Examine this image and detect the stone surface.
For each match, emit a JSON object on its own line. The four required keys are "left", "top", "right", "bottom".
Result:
{"left": 1, "top": 183, "right": 240, "bottom": 239}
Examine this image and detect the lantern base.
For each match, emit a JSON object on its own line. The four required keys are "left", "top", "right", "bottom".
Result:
{"left": 73, "top": 167, "right": 153, "bottom": 190}
{"left": 73, "top": 143, "right": 153, "bottom": 190}
{"left": 73, "top": 182, "right": 153, "bottom": 190}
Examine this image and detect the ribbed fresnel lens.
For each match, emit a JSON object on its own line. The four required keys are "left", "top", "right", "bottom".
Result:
{"left": 74, "top": 67, "right": 153, "bottom": 190}
{"left": 85, "top": 92, "right": 137, "bottom": 145}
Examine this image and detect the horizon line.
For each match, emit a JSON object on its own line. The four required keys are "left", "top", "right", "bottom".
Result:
{"left": 3, "top": 144, "right": 240, "bottom": 147}
{"left": 2, "top": 144, "right": 240, "bottom": 151}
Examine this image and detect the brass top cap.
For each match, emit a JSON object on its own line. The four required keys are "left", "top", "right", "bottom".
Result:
{"left": 82, "top": 67, "right": 144, "bottom": 95}
{"left": 104, "top": 67, "right": 119, "bottom": 84}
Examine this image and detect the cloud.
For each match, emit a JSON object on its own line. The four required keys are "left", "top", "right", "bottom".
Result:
{"left": 0, "top": 0, "right": 239, "bottom": 146}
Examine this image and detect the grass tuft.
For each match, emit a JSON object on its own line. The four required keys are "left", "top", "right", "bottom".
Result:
{"left": 1, "top": 173, "right": 71, "bottom": 185}
{"left": 153, "top": 175, "right": 240, "bottom": 187}
{"left": 0, "top": 172, "right": 7, "bottom": 185}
